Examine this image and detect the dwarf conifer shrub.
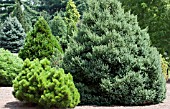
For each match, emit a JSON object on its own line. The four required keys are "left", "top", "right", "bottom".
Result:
{"left": 19, "top": 17, "right": 63, "bottom": 61}
{"left": 0, "top": 16, "right": 26, "bottom": 53}
{"left": 13, "top": 58, "right": 80, "bottom": 108}
{"left": 62, "top": 0, "right": 166, "bottom": 105}
{"left": 0, "top": 48, "right": 23, "bottom": 86}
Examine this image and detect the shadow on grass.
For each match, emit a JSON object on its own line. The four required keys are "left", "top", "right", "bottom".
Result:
{"left": 4, "top": 101, "right": 38, "bottom": 109}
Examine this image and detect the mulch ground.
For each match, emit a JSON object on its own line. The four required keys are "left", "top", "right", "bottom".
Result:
{"left": 0, "top": 81, "right": 170, "bottom": 109}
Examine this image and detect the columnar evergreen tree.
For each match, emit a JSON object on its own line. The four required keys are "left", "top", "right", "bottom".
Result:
{"left": 19, "top": 17, "right": 63, "bottom": 61}
{"left": 0, "top": 16, "right": 26, "bottom": 53}
{"left": 50, "top": 0, "right": 80, "bottom": 51}
{"left": 119, "top": 0, "right": 170, "bottom": 60}
{"left": 65, "top": 0, "right": 80, "bottom": 23}
{"left": 63, "top": 0, "right": 80, "bottom": 51}
{"left": 65, "top": 0, "right": 80, "bottom": 36}
{"left": 62, "top": 0, "right": 166, "bottom": 105}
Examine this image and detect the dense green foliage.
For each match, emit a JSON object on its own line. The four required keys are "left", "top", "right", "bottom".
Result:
{"left": 19, "top": 17, "right": 63, "bottom": 61}
{"left": 0, "top": 48, "right": 23, "bottom": 86}
{"left": 0, "top": 16, "right": 26, "bottom": 53}
{"left": 50, "top": 15, "right": 67, "bottom": 37}
{"left": 13, "top": 58, "right": 80, "bottom": 108}
{"left": 65, "top": 0, "right": 80, "bottom": 23}
{"left": 24, "top": 0, "right": 87, "bottom": 15}
{"left": 0, "top": 0, "right": 15, "bottom": 22}
{"left": 65, "top": 0, "right": 80, "bottom": 37}
{"left": 12, "top": 0, "right": 30, "bottom": 32}
{"left": 49, "top": 0, "right": 80, "bottom": 51}
{"left": 49, "top": 15, "right": 68, "bottom": 53}
{"left": 62, "top": 0, "right": 166, "bottom": 105}
{"left": 119, "top": 0, "right": 170, "bottom": 60}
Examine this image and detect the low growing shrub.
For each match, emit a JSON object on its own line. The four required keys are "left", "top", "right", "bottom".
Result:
{"left": 0, "top": 48, "right": 23, "bottom": 86}
{"left": 13, "top": 58, "right": 80, "bottom": 108}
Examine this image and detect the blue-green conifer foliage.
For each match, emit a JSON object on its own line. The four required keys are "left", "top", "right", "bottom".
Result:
{"left": 0, "top": 16, "right": 26, "bottom": 53}
{"left": 62, "top": 0, "right": 166, "bottom": 105}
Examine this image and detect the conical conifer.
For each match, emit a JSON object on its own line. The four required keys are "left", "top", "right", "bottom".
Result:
{"left": 62, "top": 0, "right": 166, "bottom": 105}
{"left": 19, "top": 17, "right": 63, "bottom": 61}
{"left": 0, "top": 16, "right": 26, "bottom": 53}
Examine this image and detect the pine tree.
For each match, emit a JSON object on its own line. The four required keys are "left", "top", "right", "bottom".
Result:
{"left": 0, "top": 0, "right": 15, "bottom": 22}
{"left": 22, "top": 2, "right": 40, "bottom": 28}
{"left": 62, "top": 0, "right": 166, "bottom": 105}
{"left": 19, "top": 17, "right": 63, "bottom": 61}
{"left": 119, "top": 0, "right": 170, "bottom": 60}
{"left": 12, "top": 0, "right": 30, "bottom": 32}
{"left": 0, "top": 16, "right": 26, "bottom": 53}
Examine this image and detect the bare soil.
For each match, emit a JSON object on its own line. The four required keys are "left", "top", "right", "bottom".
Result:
{"left": 0, "top": 81, "right": 170, "bottom": 109}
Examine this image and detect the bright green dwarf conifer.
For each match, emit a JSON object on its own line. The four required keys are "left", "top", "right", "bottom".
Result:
{"left": 13, "top": 58, "right": 80, "bottom": 108}
{"left": 19, "top": 17, "right": 63, "bottom": 61}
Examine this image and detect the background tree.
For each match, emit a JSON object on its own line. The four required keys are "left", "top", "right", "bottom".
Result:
{"left": 22, "top": 2, "right": 40, "bottom": 29}
{"left": 24, "top": 0, "right": 87, "bottom": 16}
{"left": 62, "top": 0, "right": 166, "bottom": 105}
{"left": 0, "top": 16, "right": 26, "bottom": 53}
{"left": 119, "top": 0, "right": 170, "bottom": 60}
{"left": 49, "top": 0, "right": 80, "bottom": 51}
{"left": 62, "top": 0, "right": 80, "bottom": 51}
{"left": 12, "top": 0, "right": 31, "bottom": 32}
{"left": 19, "top": 17, "right": 63, "bottom": 61}
{"left": 50, "top": 16, "right": 67, "bottom": 37}
{"left": 0, "top": 0, "right": 15, "bottom": 22}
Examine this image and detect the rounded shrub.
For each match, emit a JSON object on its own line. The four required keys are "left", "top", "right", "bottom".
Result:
{"left": 13, "top": 58, "right": 80, "bottom": 108}
{"left": 62, "top": 0, "right": 166, "bottom": 105}
{"left": 0, "top": 48, "right": 23, "bottom": 86}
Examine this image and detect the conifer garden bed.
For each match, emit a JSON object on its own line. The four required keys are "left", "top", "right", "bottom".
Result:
{"left": 0, "top": 83, "right": 170, "bottom": 109}
{"left": 0, "top": 0, "right": 170, "bottom": 108}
